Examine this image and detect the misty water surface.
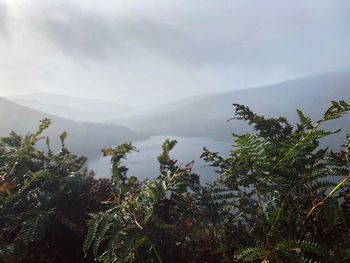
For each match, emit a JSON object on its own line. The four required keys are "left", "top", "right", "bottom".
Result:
{"left": 88, "top": 136, "right": 232, "bottom": 183}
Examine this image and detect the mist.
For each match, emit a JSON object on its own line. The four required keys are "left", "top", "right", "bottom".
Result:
{"left": 0, "top": 0, "right": 349, "bottom": 109}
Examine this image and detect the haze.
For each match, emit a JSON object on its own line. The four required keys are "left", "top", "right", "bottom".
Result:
{"left": 0, "top": 0, "right": 349, "bottom": 109}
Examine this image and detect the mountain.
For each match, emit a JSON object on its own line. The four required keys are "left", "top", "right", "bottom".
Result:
{"left": 0, "top": 97, "right": 147, "bottom": 159}
{"left": 123, "top": 71, "right": 350, "bottom": 144}
{"left": 7, "top": 93, "right": 137, "bottom": 123}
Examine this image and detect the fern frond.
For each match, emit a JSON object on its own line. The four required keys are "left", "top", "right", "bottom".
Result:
{"left": 297, "top": 256, "right": 320, "bottom": 263}
{"left": 297, "top": 109, "right": 314, "bottom": 130}
{"left": 0, "top": 244, "right": 15, "bottom": 258}
{"left": 304, "top": 180, "right": 338, "bottom": 192}
{"left": 119, "top": 228, "right": 139, "bottom": 262}
{"left": 19, "top": 212, "right": 49, "bottom": 242}
{"left": 84, "top": 212, "right": 105, "bottom": 253}
{"left": 92, "top": 214, "right": 114, "bottom": 257}
{"left": 235, "top": 247, "right": 270, "bottom": 262}
{"left": 275, "top": 239, "right": 325, "bottom": 257}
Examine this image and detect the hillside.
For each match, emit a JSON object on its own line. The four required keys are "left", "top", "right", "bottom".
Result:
{"left": 0, "top": 97, "right": 147, "bottom": 158}
{"left": 124, "top": 71, "right": 350, "bottom": 143}
{"left": 7, "top": 93, "right": 137, "bottom": 123}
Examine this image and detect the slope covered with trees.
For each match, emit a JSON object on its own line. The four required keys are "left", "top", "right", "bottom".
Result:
{"left": 0, "top": 100, "right": 349, "bottom": 262}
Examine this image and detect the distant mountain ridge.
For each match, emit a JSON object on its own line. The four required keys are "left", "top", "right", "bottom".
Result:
{"left": 4, "top": 72, "right": 350, "bottom": 155}
{"left": 122, "top": 71, "right": 350, "bottom": 144}
{"left": 7, "top": 93, "right": 138, "bottom": 123}
{"left": 0, "top": 97, "right": 147, "bottom": 159}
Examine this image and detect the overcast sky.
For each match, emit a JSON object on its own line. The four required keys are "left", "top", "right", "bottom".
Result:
{"left": 0, "top": 0, "right": 349, "bottom": 109}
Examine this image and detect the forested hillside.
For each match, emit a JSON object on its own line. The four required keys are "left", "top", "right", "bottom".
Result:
{"left": 0, "top": 97, "right": 147, "bottom": 158}
{"left": 0, "top": 100, "right": 349, "bottom": 262}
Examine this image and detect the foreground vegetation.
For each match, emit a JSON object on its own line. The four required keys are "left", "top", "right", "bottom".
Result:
{"left": 0, "top": 101, "right": 350, "bottom": 262}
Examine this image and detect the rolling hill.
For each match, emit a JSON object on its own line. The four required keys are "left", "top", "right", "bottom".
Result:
{"left": 7, "top": 93, "right": 137, "bottom": 123}
{"left": 123, "top": 71, "right": 350, "bottom": 145}
{"left": 0, "top": 97, "right": 147, "bottom": 159}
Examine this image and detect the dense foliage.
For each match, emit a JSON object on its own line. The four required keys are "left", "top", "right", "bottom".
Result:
{"left": 0, "top": 101, "right": 349, "bottom": 262}
{"left": 0, "top": 119, "right": 111, "bottom": 262}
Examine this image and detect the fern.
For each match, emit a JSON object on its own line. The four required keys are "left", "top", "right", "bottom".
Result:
{"left": 19, "top": 211, "right": 50, "bottom": 242}
{"left": 119, "top": 228, "right": 139, "bottom": 262}
{"left": 235, "top": 247, "right": 270, "bottom": 262}
{"left": 235, "top": 240, "right": 325, "bottom": 262}
{"left": 275, "top": 239, "right": 325, "bottom": 257}
{"left": 297, "top": 109, "right": 314, "bottom": 130}
{"left": 2, "top": 101, "right": 349, "bottom": 262}
{"left": 84, "top": 212, "right": 107, "bottom": 254}
{"left": 0, "top": 244, "right": 15, "bottom": 258}
{"left": 92, "top": 214, "right": 114, "bottom": 257}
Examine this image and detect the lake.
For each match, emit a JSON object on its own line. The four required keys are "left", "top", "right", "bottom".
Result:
{"left": 88, "top": 135, "right": 232, "bottom": 184}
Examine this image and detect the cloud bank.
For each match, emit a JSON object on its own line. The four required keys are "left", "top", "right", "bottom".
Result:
{"left": 0, "top": 0, "right": 349, "bottom": 108}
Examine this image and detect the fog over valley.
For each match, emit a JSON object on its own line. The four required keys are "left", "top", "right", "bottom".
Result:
{"left": 0, "top": 0, "right": 349, "bottom": 181}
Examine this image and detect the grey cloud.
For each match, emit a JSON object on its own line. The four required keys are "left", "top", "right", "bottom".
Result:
{"left": 39, "top": 4, "right": 250, "bottom": 65}
{"left": 42, "top": 6, "right": 122, "bottom": 60}
{"left": 42, "top": 16, "right": 208, "bottom": 66}
{"left": 1, "top": 0, "right": 350, "bottom": 109}
{"left": 39, "top": 3, "right": 191, "bottom": 62}
{"left": 0, "top": 1, "right": 8, "bottom": 37}
{"left": 36, "top": 1, "right": 350, "bottom": 72}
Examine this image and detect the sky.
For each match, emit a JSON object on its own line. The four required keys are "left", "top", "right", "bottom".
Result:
{"left": 0, "top": 0, "right": 349, "bottom": 109}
